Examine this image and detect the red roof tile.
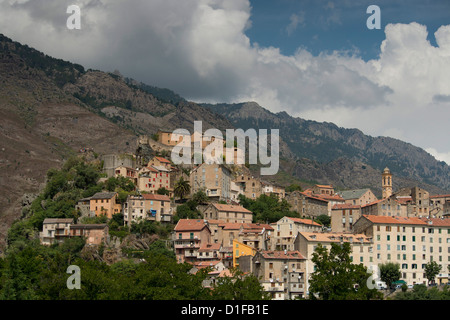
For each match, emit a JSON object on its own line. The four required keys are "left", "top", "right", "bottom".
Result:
{"left": 174, "top": 219, "right": 209, "bottom": 231}
{"left": 142, "top": 193, "right": 170, "bottom": 201}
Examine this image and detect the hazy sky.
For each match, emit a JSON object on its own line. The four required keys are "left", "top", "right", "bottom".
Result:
{"left": 1, "top": 0, "right": 450, "bottom": 164}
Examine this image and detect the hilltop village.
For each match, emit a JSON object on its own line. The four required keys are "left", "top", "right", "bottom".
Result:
{"left": 39, "top": 130, "right": 450, "bottom": 300}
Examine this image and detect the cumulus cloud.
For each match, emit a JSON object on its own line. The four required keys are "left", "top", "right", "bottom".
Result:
{"left": 0, "top": 0, "right": 449, "bottom": 162}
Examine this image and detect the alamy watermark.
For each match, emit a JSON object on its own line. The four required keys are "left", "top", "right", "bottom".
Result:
{"left": 170, "top": 121, "right": 279, "bottom": 176}
{"left": 66, "top": 265, "right": 81, "bottom": 289}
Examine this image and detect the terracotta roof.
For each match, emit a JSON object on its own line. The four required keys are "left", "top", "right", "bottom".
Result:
{"left": 362, "top": 215, "right": 427, "bottom": 226}
{"left": 260, "top": 250, "right": 306, "bottom": 260}
{"left": 174, "top": 219, "right": 209, "bottom": 231}
{"left": 299, "top": 231, "right": 372, "bottom": 244}
{"left": 286, "top": 217, "right": 322, "bottom": 227}
{"left": 142, "top": 193, "right": 170, "bottom": 202}
{"left": 419, "top": 217, "right": 450, "bottom": 227}
{"left": 212, "top": 203, "right": 252, "bottom": 213}
{"left": 219, "top": 222, "right": 243, "bottom": 230}
{"left": 154, "top": 157, "right": 171, "bottom": 163}
{"left": 199, "top": 243, "right": 222, "bottom": 252}
{"left": 299, "top": 191, "right": 329, "bottom": 203}
{"left": 430, "top": 194, "right": 450, "bottom": 199}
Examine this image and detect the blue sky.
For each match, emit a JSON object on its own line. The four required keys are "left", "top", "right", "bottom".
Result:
{"left": 245, "top": 0, "right": 450, "bottom": 60}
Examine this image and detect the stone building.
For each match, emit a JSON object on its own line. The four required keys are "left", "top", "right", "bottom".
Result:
{"left": 285, "top": 190, "right": 329, "bottom": 218}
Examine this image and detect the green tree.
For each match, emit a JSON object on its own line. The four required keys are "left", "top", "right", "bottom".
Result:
{"left": 156, "top": 187, "right": 170, "bottom": 195}
{"left": 424, "top": 261, "right": 442, "bottom": 285}
{"left": 315, "top": 214, "right": 331, "bottom": 228}
{"left": 191, "top": 190, "right": 209, "bottom": 205}
{"left": 211, "top": 268, "right": 271, "bottom": 300}
{"left": 286, "top": 183, "right": 302, "bottom": 193}
{"left": 174, "top": 177, "right": 191, "bottom": 201}
{"left": 308, "top": 243, "right": 382, "bottom": 300}
{"left": 379, "top": 262, "right": 401, "bottom": 289}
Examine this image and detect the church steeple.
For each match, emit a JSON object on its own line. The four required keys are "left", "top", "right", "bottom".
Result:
{"left": 382, "top": 167, "right": 393, "bottom": 199}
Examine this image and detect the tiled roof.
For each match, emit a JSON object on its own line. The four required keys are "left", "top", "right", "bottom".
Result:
{"left": 260, "top": 250, "right": 306, "bottom": 260}
{"left": 299, "top": 231, "right": 372, "bottom": 244}
{"left": 430, "top": 194, "right": 450, "bottom": 199}
{"left": 174, "top": 219, "right": 209, "bottom": 231}
{"left": 286, "top": 217, "right": 322, "bottom": 227}
{"left": 90, "top": 192, "right": 117, "bottom": 200}
{"left": 199, "top": 243, "right": 222, "bottom": 252}
{"left": 43, "top": 218, "right": 73, "bottom": 224}
{"left": 142, "top": 193, "right": 170, "bottom": 202}
{"left": 419, "top": 217, "right": 450, "bottom": 227}
{"left": 154, "top": 157, "right": 171, "bottom": 163}
{"left": 362, "top": 215, "right": 427, "bottom": 226}
{"left": 212, "top": 203, "right": 252, "bottom": 213}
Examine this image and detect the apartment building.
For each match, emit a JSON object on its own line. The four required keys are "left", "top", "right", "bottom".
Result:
{"left": 294, "top": 231, "right": 374, "bottom": 293}
{"left": 353, "top": 215, "right": 450, "bottom": 285}
{"left": 285, "top": 190, "right": 329, "bottom": 218}
{"left": 361, "top": 196, "right": 404, "bottom": 217}
{"left": 203, "top": 203, "right": 253, "bottom": 224}
{"left": 331, "top": 204, "right": 362, "bottom": 233}
{"left": 430, "top": 194, "right": 450, "bottom": 217}
{"left": 233, "top": 173, "right": 262, "bottom": 200}
{"left": 40, "top": 218, "right": 73, "bottom": 245}
{"left": 40, "top": 218, "right": 109, "bottom": 246}
{"left": 123, "top": 193, "right": 172, "bottom": 225}
{"left": 137, "top": 165, "right": 172, "bottom": 196}
{"left": 190, "top": 163, "right": 232, "bottom": 201}
{"left": 89, "top": 192, "right": 122, "bottom": 219}
{"left": 173, "top": 219, "right": 211, "bottom": 264}
{"left": 338, "top": 188, "right": 378, "bottom": 206}
{"left": 271, "top": 217, "right": 323, "bottom": 251}
{"left": 70, "top": 224, "right": 109, "bottom": 245}
{"left": 239, "top": 250, "right": 307, "bottom": 300}
{"left": 232, "top": 239, "right": 257, "bottom": 268}
{"left": 261, "top": 181, "right": 286, "bottom": 200}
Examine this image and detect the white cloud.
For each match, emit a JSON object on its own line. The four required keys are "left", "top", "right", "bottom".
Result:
{"left": 0, "top": 0, "right": 449, "bottom": 160}
{"left": 286, "top": 11, "right": 305, "bottom": 36}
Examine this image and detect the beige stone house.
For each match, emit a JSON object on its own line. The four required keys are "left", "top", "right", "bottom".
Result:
{"left": 233, "top": 173, "right": 262, "bottom": 200}
{"left": 190, "top": 163, "right": 232, "bottom": 201}
{"left": 331, "top": 204, "right": 362, "bottom": 233}
{"left": 239, "top": 250, "right": 307, "bottom": 300}
{"left": 271, "top": 217, "right": 323, "bottom": 251}
{"left": 294, "top": 231, "right": 374, "bottom": 294}
{"left": 203, "top": 203, "right": 253, "bottom": 224}
{"left": 70, "top": 224, "right": 109, "bottom": 245}
{"left": 40, "top": 218, "right": 73, "bottom": 245}
{"left": 285, "top": 190, "right": 329, "bottom": 218}
{"left": 338, "top": 188, "right": 378, "bottom": 206}
{"left": 123, "top": 193, "right": 172, "bottom": 225}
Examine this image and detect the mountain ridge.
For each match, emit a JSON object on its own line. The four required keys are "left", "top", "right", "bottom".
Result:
{"left": 1, "top": 33, "right": 449, "bottom": 249}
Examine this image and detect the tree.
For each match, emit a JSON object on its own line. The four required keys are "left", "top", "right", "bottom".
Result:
{"left": 156, "top": 187, "right": 170, "bottom": 195}
{"left": 174, "top": 177, "right": 191, "bottom": 201}
{"left": 379, "top": 262, "right": 401, "bottom": 289}
{"left": 286, "top": 183, "right": 302, "bottom": 193}
{"left": 424, "top": 261, "right": 442, "bottom": 285}
{"left": 315, "top": 214, "right": 331, "bottom": 228}
{"left": 211, "top": 268, "right": 271, "bottom": 300}
{"left": 191, "top": 190, "right": 209, "bottom": 205}
{"left": 308, "top": 243, "right": 382, "bottom": 300}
